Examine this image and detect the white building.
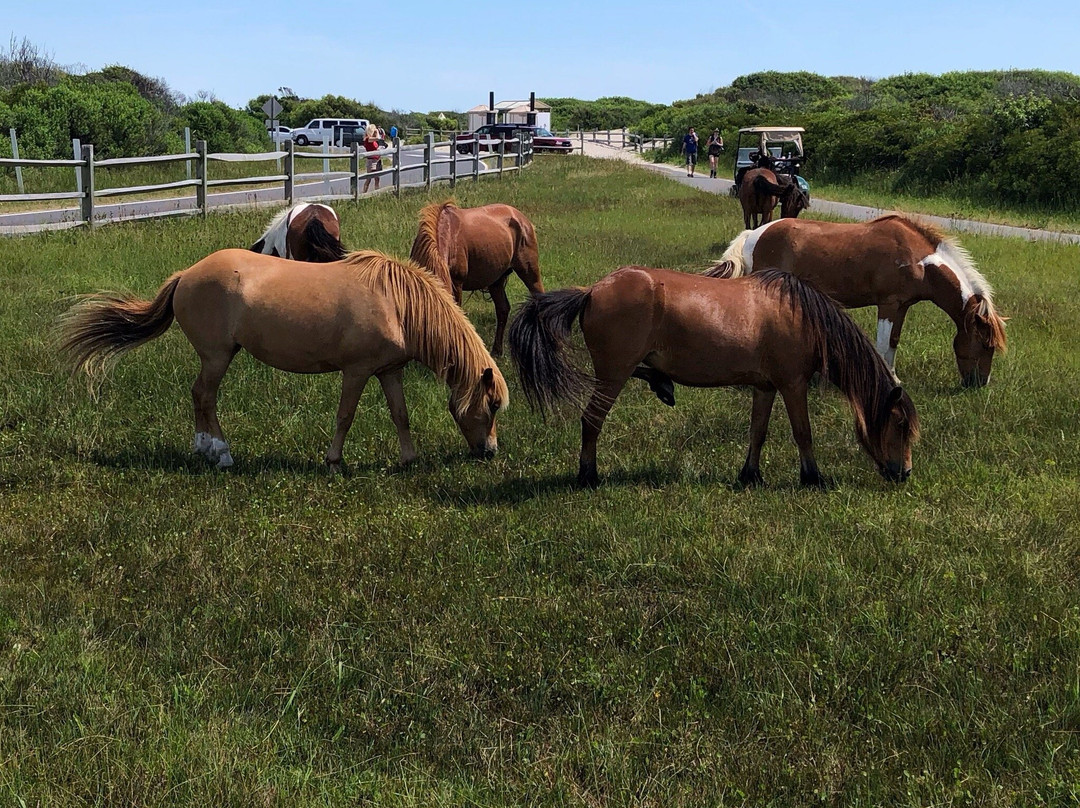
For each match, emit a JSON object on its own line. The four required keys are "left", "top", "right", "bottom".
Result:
{"left": 466, "top": 99, "right": 552, "bottom": 132}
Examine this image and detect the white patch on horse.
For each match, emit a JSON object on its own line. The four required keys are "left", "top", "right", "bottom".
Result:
{"left": 193, "top": 431, "right": 214, "bottom": 456}
{"left": 208, "top": 437, "right": 233, "bottom": 468}
{"left": 919, "top": 240, "right": 993, "bottom": 307}
{"left": 256, "top": 202, "right": 310, "bottom": 260}
{"left": 742, "top": 218, "right": 782, "bottom": 272}
{"left": 875, "top": 318, "right": 895, "bottom": 366}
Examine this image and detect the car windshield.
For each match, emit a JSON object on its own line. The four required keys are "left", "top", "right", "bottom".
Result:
{"left": 534, "top": 128, "right": 553, "bottom": 137}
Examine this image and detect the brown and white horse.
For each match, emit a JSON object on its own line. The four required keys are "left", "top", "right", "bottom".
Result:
{"left": 250, "top": 202, "right": 345, "bottom": 262}
{"left": 410, "top": 201, "right": 543, "bottom": 356}
{"left": 706, "top": 215, "right": 1007, "bottom": 387}
{"left": 509, "top": 267, "right": 919, "bottom": 488}
{"left": 61, "top": 250, "right": 507, "bottom": 469}
{"left": 738, "top": 168, "right": 809, "bottom": 228}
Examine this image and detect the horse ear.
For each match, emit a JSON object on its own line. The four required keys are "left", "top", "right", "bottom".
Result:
{"left": 482, "top": 367, "right": 495, "bottom": 391}
{"left": 886, "top": 386, "right": 904, "bottom": 407}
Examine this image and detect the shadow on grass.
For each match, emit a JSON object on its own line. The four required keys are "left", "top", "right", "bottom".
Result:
{"left": 87, "top": 445, "right": 384, "bottom": 477}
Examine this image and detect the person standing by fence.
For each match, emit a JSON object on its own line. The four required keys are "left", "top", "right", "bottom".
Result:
{"left": 706, "top": 129, "right": 724, "bottom": 178}
{"left": 682, "top": 127, "right": 699, "bottom": 177}
{"left": 362, "top": 124, "right": 382, "bottom": 193}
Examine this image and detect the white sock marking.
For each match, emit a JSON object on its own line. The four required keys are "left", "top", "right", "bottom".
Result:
{"left": 876, "top": 318, "right": 893, "bottom": 360}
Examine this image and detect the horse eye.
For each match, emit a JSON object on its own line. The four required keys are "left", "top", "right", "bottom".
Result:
{"left": 489, "top": 400, "right": 501, "bottom": 414}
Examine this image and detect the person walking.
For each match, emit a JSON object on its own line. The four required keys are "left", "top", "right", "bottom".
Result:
{"left": 682, "top": 127, "right": 699, "bottom": 177}
{"left": 706, "top": 129, "right": 724, "bottom": 178}
{"left": 362, "top": 124, "right": 383, "bottom": 193}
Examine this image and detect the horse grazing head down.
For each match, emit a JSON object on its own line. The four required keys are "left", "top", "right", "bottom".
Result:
{"left": 449, "top": 366, "right": 507, "bottom": 459}
{"left": 954, "top": 294, "right": 1008, "bottom": 388}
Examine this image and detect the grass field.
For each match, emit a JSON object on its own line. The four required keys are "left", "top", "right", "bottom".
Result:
{"left": 1, "top": 156, "right": 1079, "bottom": 806}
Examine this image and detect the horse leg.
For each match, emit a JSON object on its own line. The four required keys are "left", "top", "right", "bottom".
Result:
{"left": 631, "top": 366, "right": 675, "bottom": 407}
{"left": 738, "top": 386, "right": 776, "bottom": 487}
{"left": 376, "top": 368, "right": 417, "bottom": 465}
{"left": 578, "top": 376, "right": 630, "bottom": 488}
{"left": 875, "top": 304, "right": 908, "bottom": 373}
{"left": 780, "top": 384, "right": 825, "bottom": 488}
{"left": 325, "top": 369, "right": 370, "bottom": 471}
{"left": 452, "top": 282, "right": 463, "bottom": 306}
{"left": 191, "top": 350, "right": 237, "bottom": 468}
{"left": 489, "top": 275, "right": 511, "bottom": 357}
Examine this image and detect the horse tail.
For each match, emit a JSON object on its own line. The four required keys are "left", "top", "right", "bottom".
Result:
{"left": 703, "top": 228, "right": 755, "bottom": 279}
{"left": 752, "top": 173, "right": 786, "bottom": 197}
{"left": 59, "top": 274, "right": 182, "bottom": 383}
{"left": 753, "top": 269, "right": 920, "bottom": 451}
{"left": 508, "top": 287, "right": 594, "bottom": 416}
{"left": 302, "top": 217, "right": 347, "bottom": 262}
{"left": 410, "top": 201, "right": 455, "bottom": 293}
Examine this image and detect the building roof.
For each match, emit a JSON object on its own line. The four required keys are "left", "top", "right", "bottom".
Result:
{"left": 467, "top": 99, "right": 552, "bottom": 113}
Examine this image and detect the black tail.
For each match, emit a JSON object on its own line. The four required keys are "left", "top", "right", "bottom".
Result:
{"left": 303, "top": 218, "right": 347, "bottom": 262}
{"left": 508, "top": 288, "right": 594, "bottom": 417}
{"left": 752, "top": 174, "right": 786, "bottom": 197}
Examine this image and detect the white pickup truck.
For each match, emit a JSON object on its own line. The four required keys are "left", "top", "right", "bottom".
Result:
{"left": 291, "top": 117, "right": 369, "bottom": 147}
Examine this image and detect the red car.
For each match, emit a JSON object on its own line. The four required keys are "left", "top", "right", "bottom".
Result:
{"left": 456, "top": 124, "right": 574, "bottom": 155}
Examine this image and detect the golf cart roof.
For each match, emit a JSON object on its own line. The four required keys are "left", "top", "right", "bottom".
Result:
{"left": 738, "top": 126, "right": 805, "bottom": 136}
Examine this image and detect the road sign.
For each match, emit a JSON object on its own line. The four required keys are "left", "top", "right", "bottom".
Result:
{"left": 262, "top": 97, "right": 282, "bottom": 119}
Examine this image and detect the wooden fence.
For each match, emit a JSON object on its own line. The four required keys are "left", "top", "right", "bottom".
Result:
{"left": 0, "top": 132, "right": 532, "bottom": 232}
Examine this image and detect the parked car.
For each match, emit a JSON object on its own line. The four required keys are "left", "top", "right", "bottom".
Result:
{"left": 456, "top": 124, "right": 574, "bottom": 155}
{"left": 291, "top": 118, "right": 369, "bottom": 147}
{"left": 267, "top": 125, "right": 292, "bottom": 145}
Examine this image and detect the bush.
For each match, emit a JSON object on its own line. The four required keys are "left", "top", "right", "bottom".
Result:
{"left": 179, "top": 101, "right": 267, "bottom": 153}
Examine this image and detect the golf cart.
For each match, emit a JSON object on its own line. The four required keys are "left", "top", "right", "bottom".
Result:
{"left": 730, "top": 126, "right": 809, "bottom": 200}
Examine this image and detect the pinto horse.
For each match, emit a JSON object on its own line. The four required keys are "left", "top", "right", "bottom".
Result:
{"left": 509, "top": 267, "right": 919, "bottom": 488}
{"left": 705, "top": 215, "right": 1008, "bottom": 387}
{"left": 410, "top": 201, "right": 543, "bottom": 356}
{"left": 61, "top": 250, "right": 507, "bottom": 469}
{"left": 250, "top": 202, "right": 346, "bottom": 262}
{"left": 738, "top": 169, "right": 809, "bottom": 228}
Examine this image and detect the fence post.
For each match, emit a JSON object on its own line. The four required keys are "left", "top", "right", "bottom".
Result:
{"left": 473, "top": 135, "right": 480, "bottom": 183}
{"left": 322, "top": 139, "right": 331, "bottom": 196}
{"left": 72, "top": 138, "right": 82, "bottom": 195}
{"left": 9, "top": 129, "right": 24, "bottom": 194}
{"left": 284, "top": 140, "right": 294, "bottom": 205}
{"left": 184, "top": 127, "right": 192, "bottom": 179}
{"left": 393, "top": 137, "right": 401, "bottom": 198}
{"left": 579, "top": 130, "right": 584, "bottom": 154}
{"left": 195, "top": 140, "right": 208, "bottom": 218}
{"left": 424, "top": 132, "right": 434, "bottom": 190}
{"left": 517, "top": 132, "right": 525, "bottom": 167}
{"left": 497, "top": 134, "right": 504, "bottom": 178}
{"left": 79, "top": 144, "right": 94, "bottom": 227}
{"left": 449, "top": 131, "right": 457, "bottom": 189}
{"left": 350, "top": 142, "right": 360, "bottom": 201}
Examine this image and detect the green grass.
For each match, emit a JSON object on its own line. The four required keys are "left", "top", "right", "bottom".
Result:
{"left": 1, "top": 156, "right": 1079, "bottom": 806}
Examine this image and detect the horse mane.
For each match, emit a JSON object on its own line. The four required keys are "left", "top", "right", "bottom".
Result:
{"left": 703, "top": 228, "right": 756, "bottom": 279}
{"left": 303, "top": 216, "right": 347, "bottom": 262}
{"left": 752, "top": 269, "right": 920, "bottom": 454}
{"left": 410, "top": 201, "right": 457, "bottom": 291}
{"left": 250, "top": 205, "right": 293, "bottom": 255}
{"left": 340, "top": 250, "right": 507, "bottom": 415}
{"left": 877, "top": 214, "right": 1007, "bottom": 352}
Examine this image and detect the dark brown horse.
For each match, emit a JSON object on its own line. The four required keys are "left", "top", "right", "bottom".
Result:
{"left": 250, "top": 202, "right": 346, "bottom": 263}
{"left": 706, "top": 215, "right": 1007, "bottom": 387}
{"left": 509, "top": 267, "right": 918, "bottom": 488}
{"left": 738, "top": 169, "right": 808, "bottom": 228}
{"left": 410, "top": 201, "right": 543, "bottom": 356}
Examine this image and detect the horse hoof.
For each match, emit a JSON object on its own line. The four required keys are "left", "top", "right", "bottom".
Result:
{"left": 215, "top": 451, "right": 234, "bottom": 469}
{"left": 325, "top": 459, "right": 343, "bottom": 474}
{"left": 577, "top": 466, "right": 600, "bottom": 489}
{"left": 737, "top": 468, "right": 764, "bottom": 488}
{"left": 800, "top": 471, "right": 829, "bottom": 489}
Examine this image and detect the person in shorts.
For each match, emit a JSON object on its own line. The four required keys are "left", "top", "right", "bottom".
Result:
{"left": 362, "top": 124, "right": 382, "bottom": 193}
{"left": 706, "top": 129, "right": 724, "bottom": 178}
{"left": 682, "top": 127, "right": 699, "bottom": 177}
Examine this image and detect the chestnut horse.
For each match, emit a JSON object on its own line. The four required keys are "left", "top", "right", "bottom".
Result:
{"left": 706, "top": 215, "right": 1007, "bottom": 387}
{"left": 410, "top": 201, "right": 543, "bottom": 356}
{"left": 738, "top": 169, "right": 808, "bottom": 228}
{"left": 61, "top": 250, "right": 507, "bottom": 469}
{"left": 509, "top": 267, "right": 919, "bottom": 488}
{"left": 250, "top": 202, "right": 346, "bottom": 262}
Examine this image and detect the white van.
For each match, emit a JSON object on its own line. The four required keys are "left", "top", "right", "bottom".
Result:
{"left": 291, "top": 118, "right": 369, "bottom": 147}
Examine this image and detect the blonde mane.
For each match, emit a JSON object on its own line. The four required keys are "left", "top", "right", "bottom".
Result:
{"left": 410, "top": 201, "right": 457, "bottom": 292}
{"left": 341, "top": 250, "right": 508, "bottom": 414}
{"left": 880, "top": 214, "right": 1007, "bottom": 351}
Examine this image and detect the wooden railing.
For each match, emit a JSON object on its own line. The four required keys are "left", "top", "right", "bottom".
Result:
{"left": 0, "top": 132, "right": 533, "bottom": 232}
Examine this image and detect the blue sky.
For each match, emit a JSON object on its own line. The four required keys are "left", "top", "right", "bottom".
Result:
{"left": 7, "top": 0, "right": 1080, "bottom": 112}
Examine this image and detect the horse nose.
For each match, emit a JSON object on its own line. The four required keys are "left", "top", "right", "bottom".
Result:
{"left": 881, "top": 462, "right": 908, "bottom": 483}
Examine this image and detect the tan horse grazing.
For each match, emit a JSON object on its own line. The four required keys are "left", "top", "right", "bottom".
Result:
{"left": 706, "top": 215, "right": 1008, "bottom": 387}
{"left": 60, "top": 250, "right": 508, "bottom": 469}
{"left": 509, "top": 267, "right": 919, "bottom": 489}
{"left": 250, "top": 202, "right": 346, "bottom": 262}
{"left": 410, "top": 201, "right": 543, "bottom": 356}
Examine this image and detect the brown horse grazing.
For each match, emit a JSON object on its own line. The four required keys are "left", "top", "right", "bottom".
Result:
{"left": 60, "top": 250, "right": 507, "bottom": 469}
{"left": 705, "top": 215, "right": 1008, "bottom": 387}
{"left": 250, "top": 202, "right": 346, "bottom": 262}
{"left": 410, "top": 201, "right": 543, "bottom": 356}
{"left": 509, "top": 267, "right": 919, "bottom": 488}
{"left": 738, "top": 169, "right": 809, "bottom": 228}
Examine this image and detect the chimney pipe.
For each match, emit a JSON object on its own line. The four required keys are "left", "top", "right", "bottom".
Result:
{"left": 527, "top": 91, "right": 537, "bottom": 126}
{"left": 487, "top": 91, "right": 495, "bottom": 125}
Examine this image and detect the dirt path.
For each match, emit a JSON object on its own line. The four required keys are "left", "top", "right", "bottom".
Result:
{"left": 580, "top": 139, "right": 1080, "bottom": 245}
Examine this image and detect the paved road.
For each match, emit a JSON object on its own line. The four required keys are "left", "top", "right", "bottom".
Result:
{"left": 0, "top": 146, "right": 491, "bottom": 234}
{"left": 580, "top": 139, "right": 1080, "bottom": 245}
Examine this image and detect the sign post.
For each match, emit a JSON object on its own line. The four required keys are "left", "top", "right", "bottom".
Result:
{"left": 262, "top": 96, "right": 283, "bottom": 140}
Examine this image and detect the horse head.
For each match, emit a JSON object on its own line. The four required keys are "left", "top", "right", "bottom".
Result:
{"left": 450, "top": 366, "right": 506, "bottom": 459}
{"left": 874, "top": 386, "right": 919, "bottom": 482}
{"left": 780, "top": 183, "right": 810, "bottom": 219}
{"left": 954, "top": 294, "right": 1007, "bottom": 387}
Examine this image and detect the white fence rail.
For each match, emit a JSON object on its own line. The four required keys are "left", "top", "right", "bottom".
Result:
{"left": 0, "top": 132, "right": 533, "bottom": 232}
